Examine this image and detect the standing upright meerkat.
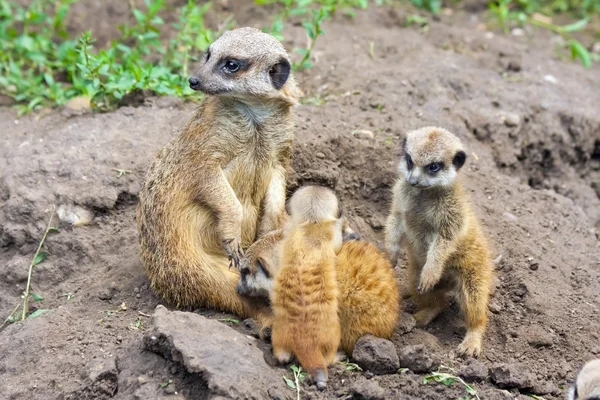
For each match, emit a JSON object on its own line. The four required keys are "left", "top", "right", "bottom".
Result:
{"left": 271, "top": 186, "right": 344, "bottom": 390}
{"left": 569, "top": 359, "right": 600, "bottom": 400}
{"left": 136, "top": 27, "right": 300, "bottom": 322}
{"left": 384, "top": 126, "right": 494, "bottom": 357}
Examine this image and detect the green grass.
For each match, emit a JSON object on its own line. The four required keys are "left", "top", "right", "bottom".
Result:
{"left": 1, "top": 0, "right": 597, "bottom": 114}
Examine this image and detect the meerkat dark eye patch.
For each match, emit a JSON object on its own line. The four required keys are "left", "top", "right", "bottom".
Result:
{"left": 219, "top": 58, "right": 250, "bottom": 74}
{"left": 406, "top": 154, "right": 414, "bottom": 170}
{"left": 256, "top": 258, "right": 270, "bottom": 278}
{"left": 453, "top": 150, "right": 467, "bottom": 169}
{"left": 269, "top": 58, "right": 291, "bottom": 90}
{"left": 428, "top": 162, "right": 443, "bottom": 174}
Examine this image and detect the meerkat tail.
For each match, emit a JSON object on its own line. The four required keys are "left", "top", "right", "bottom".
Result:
{"left": 296, "top": 349, "right": 328, "bottom": 390}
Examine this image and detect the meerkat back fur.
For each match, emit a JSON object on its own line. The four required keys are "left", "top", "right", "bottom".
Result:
{"left": 238, "top": 230, "right": 400, "bottom": 356}
{"left": 271, "top": 186, "right": 343, "bottom": 390}
{"left": 136, "top": 27, "right": 299, "bottom": 323}
{"left": 569, "top": 359, "right": 600, "bottom": 400}
{"left": 384, "top": 126, "right": 494, "bottom": 357}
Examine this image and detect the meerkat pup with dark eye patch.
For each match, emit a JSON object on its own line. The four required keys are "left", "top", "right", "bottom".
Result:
{"left": 136, "top": 27, "right": 300, "bottom": 324}
{"left": 238, "top": 236, "right": 400, "bottom": 355}
{"left": 271, "top": 186, "right": 344, "bottom": 390}
{"left": 384, "top": 126, "right": 494, "bottom": 358}
{"left": 569, "top": 359, "right": 600, "bottom": 400}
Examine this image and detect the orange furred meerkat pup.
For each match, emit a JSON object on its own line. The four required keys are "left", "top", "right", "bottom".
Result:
{"left": 270, "top": 186, "right": 344, "bottom": 390}
{"left": 385, "top": 126, "right": 494, "bottom": 358}
{"left": 237, "top": 220, "right": 400, "bottom": 355}
{"left": 136, "top": 27, "right": 300, "bottom": 326}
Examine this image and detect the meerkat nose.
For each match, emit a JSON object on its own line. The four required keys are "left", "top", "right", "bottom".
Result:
{"left": 188, "top": 76, "right": 201, "bottom": 90}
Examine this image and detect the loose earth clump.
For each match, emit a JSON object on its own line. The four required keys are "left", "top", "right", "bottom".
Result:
{"left": 1, "top": 1, "right": 599, "bottom": 399}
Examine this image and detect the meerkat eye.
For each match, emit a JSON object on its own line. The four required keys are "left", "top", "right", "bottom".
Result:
{"left": 223, "top": 60, "right": 240, "bottom": 73}
{"left": 406, "top": 154, "right": 414, "bottom": 169}
{"left": 428, "top": 162, "right": 443, "bottom": 173}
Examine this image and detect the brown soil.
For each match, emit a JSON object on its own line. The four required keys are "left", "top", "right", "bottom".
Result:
{"left": 1, "top": 1, "right": 599, "bottom": 400}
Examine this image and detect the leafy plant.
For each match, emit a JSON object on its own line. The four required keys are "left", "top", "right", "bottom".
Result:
{"left": 423, "top": 371, "right": 480, "bottom": 400}
{"left": 486, "top": 0, "right": 596, "bottom": 67}
{"left": 257, "top": 0, "right": 370, "bottom": 70}
{"left": 339, "top": 361, "right": 363, "bottom": 371}
{"left": 283, "top": 365, "right": 308, "bottom": 400}
{"left": 0, "top": 0, "right": 217, "bottom": 113}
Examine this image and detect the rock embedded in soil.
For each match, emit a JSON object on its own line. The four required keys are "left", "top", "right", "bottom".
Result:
{"left": 490, "top": 363, "right": 534, "bottom": 390}
{"left": 352, "top": 335, "right": 400, "bottom": 375}
{"left": 144, "top": 305, "right": 281, "bottom": 400}
{"left": 396, "top": 312, "right": 417, "bottom": 334}
{"left": 349, "top": 377, "right": 387, "bottom": 400}
{"left": 459, "top": 358, "right": 489, "bottom": 382}
{"left": 399, "top": 344, "right": 440, "bottom": 374}
{"left": 523, "top": 325, "right": 554, "bottom": 348}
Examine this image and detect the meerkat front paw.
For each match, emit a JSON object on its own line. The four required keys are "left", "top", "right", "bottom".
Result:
{"left": 456, "top": 332, "right": 483, "bottom": 358}
{"left": 222, "top": 238, "right": 244, "bottom": 269}
{"left": 418, "top": 262, "right": 443, "bottom": 293}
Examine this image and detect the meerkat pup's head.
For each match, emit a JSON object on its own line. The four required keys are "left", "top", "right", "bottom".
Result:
{"left": 398, "top": 126, "right": 467, "bottom": 189}
{"left": 188, "top": 27, "right": 299, "bottom": 105}
{"left": 569, "top": 359, "right": 600, "bottom": 400}
{"left": 288, "top": 186, "right": 341, "bottom": 225}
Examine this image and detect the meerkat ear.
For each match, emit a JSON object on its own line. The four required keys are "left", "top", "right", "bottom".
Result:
{"left": 453, "top": 150, "right": 467, "bottom": 169}
{"left": 269, "top": 58, "right": 291, "bottom": 90}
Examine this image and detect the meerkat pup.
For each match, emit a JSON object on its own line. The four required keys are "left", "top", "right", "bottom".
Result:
{"left": 569, "top": 359, "right": 600, "bottom": 400}
{"left": 271, "top": 186, "right": 344, "bottom": 390}
{"left": 384, "top": 126, "right": 494, "bottom": 358}
{"left": 238, "top": 229, "right": 400, "bottom": 355}
{"left": 136, "top": 27, "right": 300, "bottom": 323}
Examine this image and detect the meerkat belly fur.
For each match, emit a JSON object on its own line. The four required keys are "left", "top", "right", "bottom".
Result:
{"left": 271, "top": 186, "right": 344, "bottom": 390}
{"left": 384, "top": 126, "right": 494, "bottom": 358}
{"left": 238, "top": 225, "right": 400, "bottom": 355}
{"left": 136, "top": 27, "right": 300, "bottom": 323}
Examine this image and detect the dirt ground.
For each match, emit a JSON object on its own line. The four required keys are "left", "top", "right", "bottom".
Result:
{"left": 1, "top": 1, "right": 599, "bottom": 399}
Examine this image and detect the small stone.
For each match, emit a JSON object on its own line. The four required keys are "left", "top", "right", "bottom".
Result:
{"left": 137, "top": 375, "right": 148, "bottom": 384}
{"left": 163, "top": 383, "right": 176, "bottom": 394}
{"left": 503, "top": 113, "right": 520, "bottom": 127}
{"left": 315, "top": 152, "right": 325, "bottom": 159}
{"left": 396, "top": 312, "right": 416, "bottom": 334}
{"left": 543, "top": 75, "right": 558, "bottom": 84}
{"left": 399, "top": 344, "right": 439, "bottom": 374}
{"left": 116, "top": 336, "right": 123, "bottom": 343}
{"left": 353, "top": 130, "right": 374, "bottom": 140}
{"left": 65, "top": 96, "right": 91, "bottom": 111}
{"left": 503, "top": 212, "right": 517, "bottom": 222}
{"left": 352, "top": 335, "right": 400, "bottom": 375}
{"left": 529, "top": 262, "right": 539, "bottom": 271}
{"left": 134, "top": 287, "right": 140, "bottom": 294}
{"left": 459, "top": 359, "right": 489, "bottom": 382}
{"left": 98, "top": 288, "right": 113, "bottom": 301}
{"left": 490, "top": 363, "right": 534, "bottom": 390}
{"left": 488, "top": 301, "right": 502, "bottom": 314}
{"left": 524, "top": 326, "right": 554, "bottom": 348}
{"left": 349, "top": 377, "right": 387, "bottom": 400}
{"left": 57, "top": 204, "right": 95, "bottom": 226}
{"left": 514, "top": 283, "right": 528, "bottom": 297}
{"left": 136, "top": 294, "right": 141, "bottom": 299}
{"left": 531, "top": 380, "right": 556, "bottom": 396}
{"left": 511, "top": 28, "right": 525, "bottom": 36}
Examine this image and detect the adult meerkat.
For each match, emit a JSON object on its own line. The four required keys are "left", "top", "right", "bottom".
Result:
{"left": 238, "top": 227, "right": 400, "bottom": 355}
{"left": 569, "top": 359, "right": 600, "bottom": 400}
{"left": 384, "top": 126, "right": 493, "bottom": 358}
{"left": 136, "top": 27, "right": 300, "bottom": 322}
{"left": 271, "top": 186, "right": 344, "bottom": 390}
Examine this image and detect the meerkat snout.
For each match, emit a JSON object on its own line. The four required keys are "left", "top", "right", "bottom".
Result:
{"left": 400, "top": 126, "right": 467, "bottom": 189}
{"left": 188, "top": 27, "right": 299, "bottom": 103}
{"left": 188, "top": 76, "right": 201, "bottom": 91}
